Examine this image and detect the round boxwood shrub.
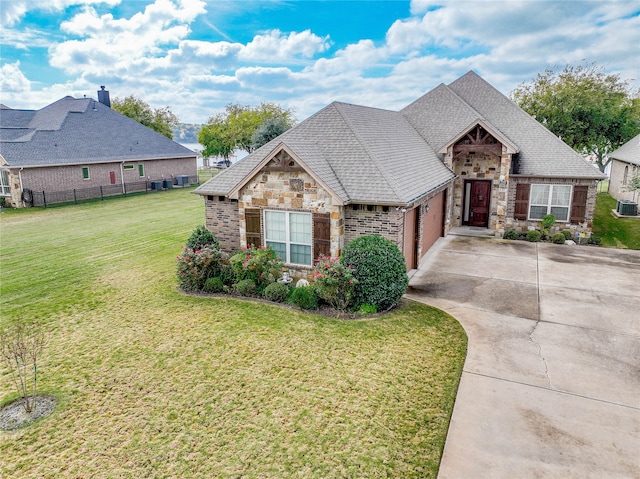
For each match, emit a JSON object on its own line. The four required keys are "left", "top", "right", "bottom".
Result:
{"left": 203, "top": 277, "right": 224, "bottom": 293}
{"left": 341, "top": 235, "right": 408, "bottom": 311}
{"left": 235, "top": 279, "right": 257, "bottom": 297}
{"left": 287, "top": 286, "right": 318, "bottom": 310}
{"left": 263, "top": 282, "right": 290, "bottom": 303}
{"left": 561, "top": 230, "right": 573, "bottom": 240}
{"left": 504, "top": 230, "right": 519, "bottom": 240}
{"left": 551, "top": 233, "right": 566, "bottom": 244}
{"left": 526, "top": 230, "right": 542, "bottom": 242}
{"left": 588, "top": 236, "right": 602, "bottom": 245}
{"left": 186, "top": 225, "right": 219, "bottom": 250}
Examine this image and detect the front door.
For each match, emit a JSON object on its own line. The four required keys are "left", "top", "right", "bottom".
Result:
{"left": 463, "top": 180, "right": 491, "bottom": 227}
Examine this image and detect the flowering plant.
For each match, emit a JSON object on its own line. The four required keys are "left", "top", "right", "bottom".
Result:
{"left": 310, "top": 255, "right": 357, "bottom": 311}
{"left": 229, "top": 245, "right": 284, "bottom": 292}
{"left": 176, "top": 245, "right": 227, "bottom": 292}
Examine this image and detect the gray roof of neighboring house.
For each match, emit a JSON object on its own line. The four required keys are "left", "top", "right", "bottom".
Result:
{"left": 196, "top": 101, "right": 455, "bottom": 205}
{"left": 608, "top": 134, "right": 640, "bottom": 166}
{"left": 196, "top": 71, "right": 605, "bottom": 204}
{"left": 0, "top": 97, "right": 196, "bottom": 168}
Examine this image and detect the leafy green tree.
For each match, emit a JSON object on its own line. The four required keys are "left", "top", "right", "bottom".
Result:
{"left": 251, "top": 115, "right": 291, "bottom": 150}
{"left": 511, "top": 63, "right": 640, "bottom": 172}
{"left": 112, "top": 95, "right": 179, "bottom": 139}
{"left": 198, "top": 102, "right": 295, "bottom": 162}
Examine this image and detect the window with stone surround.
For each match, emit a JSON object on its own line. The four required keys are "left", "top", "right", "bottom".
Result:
{"left": 264, "top": 210, "right": 312, "bottom": 265}
{"left": 529, "top": 184, "right": 571, "bottom": 222}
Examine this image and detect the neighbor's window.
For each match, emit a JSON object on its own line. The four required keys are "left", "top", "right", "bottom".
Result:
{"left": 623, "top": 165, "right": 629, "bottom": 185}
{"left": 0, "top": 170, "right": 10, "bottom": 195}
{"left": 138, "top": 164, "right": 144, "bottom": 177}
{"left": 264, "top": 210, "right": 312, "bottom": 265}
{"left": 529, "top": 184, "right": 571, "bottom": 222}
{"left": 123, "top": 164, "right": 134, "bottom": 170}
{"left": 82, "top": 167, "right": 90, "bottom": 180}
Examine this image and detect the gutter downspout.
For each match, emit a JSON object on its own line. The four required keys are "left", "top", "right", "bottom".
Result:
{"left": 18, "top": 167, "right": 24, "bottom": 207}
{"left": 120, "top": 162, "right": 126, "bottom": 195}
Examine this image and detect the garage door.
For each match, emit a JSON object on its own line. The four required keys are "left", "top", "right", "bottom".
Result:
{"left": 421, "top": 191, "right": 445, "bottom": 258}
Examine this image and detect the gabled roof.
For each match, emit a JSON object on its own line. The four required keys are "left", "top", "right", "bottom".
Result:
{"left": 0, "top": 96, "right": 196, "bottom": 168}
{"left": 608, "top": 134, "right": 640, "bottom": 166}
{"left": 196, "top": 101, "right": 455, "bottom": 205}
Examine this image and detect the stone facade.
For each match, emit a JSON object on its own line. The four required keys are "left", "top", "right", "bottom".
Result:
{"left": 444, "top": 144, "right": 511, "bottom": 232}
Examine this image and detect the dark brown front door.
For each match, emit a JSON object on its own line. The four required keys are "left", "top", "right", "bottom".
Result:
{"left": 464, "top": 180, "right": 491, "bottom": 227}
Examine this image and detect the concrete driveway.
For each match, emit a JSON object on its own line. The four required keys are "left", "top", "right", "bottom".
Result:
{"left": 406, "top": 235, "right": 640, "bottom": 478}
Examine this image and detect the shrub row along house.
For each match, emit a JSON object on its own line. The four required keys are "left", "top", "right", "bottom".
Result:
{"left": 195, "top": 71, "right": 605, "bottom": 274}
{"left": 0, "top": 87, "right": 197, "bottom": 207}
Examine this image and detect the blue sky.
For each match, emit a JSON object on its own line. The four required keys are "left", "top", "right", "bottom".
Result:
{"left": 1, "top": 0, "right": 639, "bottom": 125}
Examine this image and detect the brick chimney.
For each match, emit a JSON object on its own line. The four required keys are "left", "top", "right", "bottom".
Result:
{"left": 97, "top": 86, "right": 111, "bottom": 108}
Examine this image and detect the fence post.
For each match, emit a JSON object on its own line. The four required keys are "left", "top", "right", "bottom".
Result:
{"left": 123, "top": 182, "right": 127, "bottom": 197}
{"left": 43, "top": 191, "right": 47, "bottom": 208}
{"left": 100, "top": 185, "right": 104, "bottom": 201}
{"left": 73, "top": 189, "right": 77, "bottom": 204}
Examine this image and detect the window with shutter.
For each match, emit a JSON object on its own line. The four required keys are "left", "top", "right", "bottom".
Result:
{"left": 313, "top": 213, "right": 331, "bottom": 261}
{"left": 570, "top": 185, "right": 588, "bottom": 223}
{"left": 245, "top": 208, "right": 262, "bottom": 248}
{"left": 514, "top": 183, "right": 529, "bottom": 220}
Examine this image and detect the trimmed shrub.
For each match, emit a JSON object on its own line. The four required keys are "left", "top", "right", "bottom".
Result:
{"left": 287, "top": 286, "right": 318, "bottom": 310}
{"left": 341, "top": 235, "right": 408, "bottom": 311}
{"left": 588, "top": 236, "right": 602, "bottom": 245}
{"left": 504, "top": 230, "right": 519, "bottom": 240}
{"left": 176, "top": 246, "right": 227, "bottom": 292}
{"left": 263, "top": 282, "right": 290, "bottom": 303}
{"left": 235, "top": 279, "right": 257, "bottom": 297}
{"left": 358, "top": 304, "right": 378, "bottom": 316}
{"left": 526, "top": 230, "right": 542, "bottom": 242}
{"left": 310, "top": 256, "right": 357, "bottom": 311}
{"left": 562, "top": 230, "right": 573, "bottom": 240}
{"left": 229, "top": 246, "right": 284, "bottom": 292}
{"left": 541, "top": 214, "right": 556, "bottom": 238}
{"left": 551, "top": 233, "right": 566, "bottom": 244}
{"left": 186, "top": 225, "right": 219, "bottom": 250}
{"left": 203, "top": 277, "right": 224, "bottom": 293}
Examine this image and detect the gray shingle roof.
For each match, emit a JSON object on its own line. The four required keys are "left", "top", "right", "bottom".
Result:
{"left": 196, "top": 71, "right": 605, "bottom": 203}
{"left": 443, "top": 71, "right": 603, "bottom": 178}
{"left": 608, "top": 134, "right": 640, "bottom": 166}
{"left": 0, "top": 97, "right": 196, "bottom": 168}
{"left": 195, "top": 102, "right": 454, "bottom": 204}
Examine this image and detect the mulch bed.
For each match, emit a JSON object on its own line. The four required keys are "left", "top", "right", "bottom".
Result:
{"left": 0, "top": 395, "right": 58, "bottom": 431}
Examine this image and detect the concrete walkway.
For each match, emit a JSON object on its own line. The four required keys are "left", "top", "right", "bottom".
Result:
{"left": 406, "top": 236, "right": 640, "bottom": 478}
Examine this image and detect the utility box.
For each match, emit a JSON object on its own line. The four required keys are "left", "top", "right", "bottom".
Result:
{"left": 176, "top": 175, "right": 190, "bottom": 186}
{"left": 617, "top": 200, "right": 638, "bottom": 216}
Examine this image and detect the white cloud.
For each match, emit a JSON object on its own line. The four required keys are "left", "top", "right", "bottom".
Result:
{"left": 239, "top": 30, "right": 331, "bottom": 63}
{"left": 0, "top": 0, "right": 121, "bottom": 26}
{"left": 0, "top": 61, "right": 31, "bottom": 93}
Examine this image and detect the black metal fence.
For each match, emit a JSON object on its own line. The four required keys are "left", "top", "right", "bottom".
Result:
{"left": 25, "top": 176, "right": 199, "bottom": 207}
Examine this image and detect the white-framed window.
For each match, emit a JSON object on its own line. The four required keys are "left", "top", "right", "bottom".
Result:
{"left": 529, "top": 184, "right": 572, "bottom": 222}
{"left": 264, "top": 210, "right": 312, "bottom": 265}
{"left": 82, "top": 166, "right": 90, "bottom": 180}
{"left": 138, "top": 164, "right": 145, "bottom": 177}
{"left": 0, "top": 170, "right": 10, "bottom": 196}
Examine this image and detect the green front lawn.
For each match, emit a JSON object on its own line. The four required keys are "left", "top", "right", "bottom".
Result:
{"left": 593, "top": 193, "right": 640, "bottom": 250}
{"left": 0, "top": 189, "right": 467, "bottom": 478}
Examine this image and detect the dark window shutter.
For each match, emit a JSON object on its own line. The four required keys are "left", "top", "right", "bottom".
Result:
{"left": 313, "top": 212, "right": 331, "bottom": 261}
{"left": 514, "top": 183, "right": 530, "bottom": 220}
{"left": 245, "top": 208, "right": 262, "bottom": 248}
{"left": 570, "top": 186, "right": 588, "bottom": 223}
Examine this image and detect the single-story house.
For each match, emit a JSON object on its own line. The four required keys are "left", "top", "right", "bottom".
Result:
{"left": 194, "top": 71, "right": 605, "bottom": 273}
{"left": 0, "top": 87, "right": 197, "bottom": 207}
{"left": 608, "top": 134, "right": 640, "bottom": 202}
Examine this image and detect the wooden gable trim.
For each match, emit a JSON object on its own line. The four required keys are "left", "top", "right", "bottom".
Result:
{"left": 228, "top": 143, "right": 346, "bottom": 205}
{"left": 439, "top": 119, "right": 518, "bottom": 155}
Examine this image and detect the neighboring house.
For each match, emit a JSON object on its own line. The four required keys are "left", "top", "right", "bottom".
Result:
{"left": 194, "top": 71, "right": 605, "bottom": 273}
{"left": 608, "top": 134, "right": 640, "bottom": 202}
{"left": 0, "top": 87, "right": 197, "bottom": 207}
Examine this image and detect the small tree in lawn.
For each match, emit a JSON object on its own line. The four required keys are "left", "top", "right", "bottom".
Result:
{"left": 0, "top": 322, "right": 48, "bottom": 414}
{"left": 623, "top": 173, "right": 640, "bottom": 201}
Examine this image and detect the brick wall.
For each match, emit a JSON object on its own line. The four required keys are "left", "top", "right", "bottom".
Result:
{"left": 344, "top": 205, "right": 403, "bottom": 249}
{"left": 204, "top": 196, "right": 240, "bottom": 253}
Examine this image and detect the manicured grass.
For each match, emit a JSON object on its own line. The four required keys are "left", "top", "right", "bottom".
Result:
{"left": 0, "top": 189, "right": 467, "bottom": 478}
{"left": 593, "top": 193, "right": 640, "bottom": 250}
